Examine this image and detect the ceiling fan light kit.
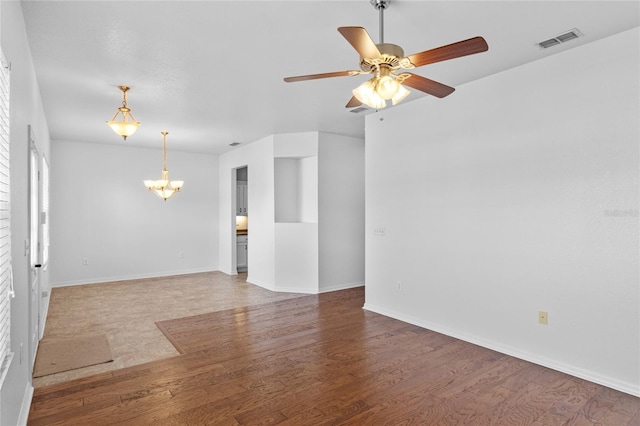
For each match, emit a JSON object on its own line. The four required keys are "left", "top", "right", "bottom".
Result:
{"left": 107, "top": 85, "right": 140, "bottom": 140}
{"left": 283, "top": 0, "right": 488, "bottom": 110}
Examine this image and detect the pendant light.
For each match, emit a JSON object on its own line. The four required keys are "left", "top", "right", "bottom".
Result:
{"left": 107, "top": 85, "right": 140, "bottom": 140}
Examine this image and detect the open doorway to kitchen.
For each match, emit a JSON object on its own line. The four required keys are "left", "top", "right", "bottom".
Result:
{"left": 235, "top": 166, "right": 248, "bottom": 273}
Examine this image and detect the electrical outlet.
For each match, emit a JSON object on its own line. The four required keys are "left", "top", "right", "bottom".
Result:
{"left": 83, "top": 258, "right": 88, "bottom": 266}
{"left": 396, "top": 281, "right": 402, "bottom": 291}
{"left": 373, "top": 227, "right": 386, "bottom": 236}
{"left": 538, "top": 311, "right": 548, "bottom": 325}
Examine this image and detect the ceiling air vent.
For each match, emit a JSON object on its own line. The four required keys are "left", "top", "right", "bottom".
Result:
{"left": 350, "top": 106, "right": 369, "bottom": 114}
{"left": 537, "top": 28, "right": 582, "bottom": 49}
{"left": 229, "top": 142, "right": 241, "bottom": 146}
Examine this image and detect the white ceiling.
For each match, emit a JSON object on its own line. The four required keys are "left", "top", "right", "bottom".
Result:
{"left": 20, "top": 1, "right": 639, "bottom": 155}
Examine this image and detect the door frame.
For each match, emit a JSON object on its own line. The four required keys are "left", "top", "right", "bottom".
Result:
{"left": 232, "top": 165, "right": 249, "bottom": 275}
{"left": 27, "top": 125, "right": 42, "bottom": 370}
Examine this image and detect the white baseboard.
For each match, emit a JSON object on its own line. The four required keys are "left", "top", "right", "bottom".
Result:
{"left": 245, "top": 277, "right": 276, "bottom": 291}
{"left": 319, "top": 281, "right": 364, "bottom": 293}
{"left": 246, "top": 279, "right": 364, "bottom": 295}
{"left": 219, "top": 267, "right": 237, "bottom": 276}
{"left": 363, "top": 302, "right": 640, "bottom": 397}
{"left": 50, "top": 268, "right": 219, "bottom": 288}
{"left": 274, "top": 286, "right": 317, "bottom": 294}
{"left": 245, "top": 277, "right": 318, "bottom": 295}
{"left": 18, "top": 385, "right": 34, "bottom": 426}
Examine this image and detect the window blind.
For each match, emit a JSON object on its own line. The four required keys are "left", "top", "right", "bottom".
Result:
{"left": 0, "top": 50, "right": 13, "bottom": 388}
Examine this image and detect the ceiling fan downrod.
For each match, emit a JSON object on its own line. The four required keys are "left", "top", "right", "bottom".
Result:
{"left": 370, "top": 0, "right": 389, "bottom": 44}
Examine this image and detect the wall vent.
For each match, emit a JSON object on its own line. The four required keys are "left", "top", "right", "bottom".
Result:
{"left": 537, "top": 28, "right": 582, "bottom": 49}
{"left": 229, "top": 142, "right": 241, "bottom": 146}
{"left": 350, "top": 106, "right": 370, "bottom": 114}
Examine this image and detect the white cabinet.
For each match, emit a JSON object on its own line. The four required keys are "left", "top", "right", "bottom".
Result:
{"left": 237, "top": 235, "right": 248, "bottom": 272}
{"left": 236, "top": 181, "right": 248, "bottom": 216}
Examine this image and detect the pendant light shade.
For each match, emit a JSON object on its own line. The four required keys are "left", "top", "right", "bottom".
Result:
{"left": 107, "top": 85, "right": 140, "bottom": 140}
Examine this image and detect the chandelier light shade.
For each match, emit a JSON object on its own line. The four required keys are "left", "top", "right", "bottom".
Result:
{"left": 143, "top": 131, "right": 184, "bottom": 201}
{"left": 391, "top": 84, "right": 410, "bottom": 106}
{"left": 352, "top": 65, "right": 411, "bottom": 109}
{"left": 353, "top": 78, "right": 386, "bottom": 109}
{"left": 107, "top": 85, "right": 140, "bottom": 140}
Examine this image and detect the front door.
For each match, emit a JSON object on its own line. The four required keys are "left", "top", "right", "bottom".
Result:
{"left": 28, "top": 128, "right": 41, "bottom": 370}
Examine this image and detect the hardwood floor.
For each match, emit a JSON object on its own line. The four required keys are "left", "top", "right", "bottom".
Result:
{"left": 33, "top": 272, "right": 304, "bottom": 387}
{"left": 29, "top": 287, "right": 639, "bottom": 425}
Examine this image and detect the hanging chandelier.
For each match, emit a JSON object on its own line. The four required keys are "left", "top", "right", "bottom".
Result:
{"left": 143, "top": 131, "right": 184, "bottom": 201}
{"left": 107, "top": 85, "right": 140, "bottom": 140}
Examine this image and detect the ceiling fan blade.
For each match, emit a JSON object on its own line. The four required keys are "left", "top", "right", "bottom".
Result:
{"left": 284, "top": 71, "right": 353, "bottom": 83}
{"left": 407, "top": 36, "right": 488, "bottom": 68}
{"left": 345, "top": 96, "right": 362, "bottom": 108}
{"left": 338, "top": 26, "right": 381, "bottom": 59}
{"left": 402, "top": 74, "right": 455, "bottom": 98}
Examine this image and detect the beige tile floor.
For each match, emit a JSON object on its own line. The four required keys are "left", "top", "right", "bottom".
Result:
{"left": 34, "top": 271, "right": 306, "bottom": 387}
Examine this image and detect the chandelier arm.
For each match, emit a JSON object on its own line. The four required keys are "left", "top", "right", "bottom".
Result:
{"left": 126, "top": 110, "right": 137, "bottom": 123}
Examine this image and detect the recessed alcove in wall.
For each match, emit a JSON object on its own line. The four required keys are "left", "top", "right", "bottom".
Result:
{"left": 274, "top": 157, "right": 318, "bottom": 223}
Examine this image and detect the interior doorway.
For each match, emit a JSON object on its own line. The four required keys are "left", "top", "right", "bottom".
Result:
{"left": 235, "top": 166, "right": 248, "bottom": 273}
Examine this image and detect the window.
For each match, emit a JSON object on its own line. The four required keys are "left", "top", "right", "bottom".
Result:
{"left": 0, "top": 50, "right": 12, "bottom": 387}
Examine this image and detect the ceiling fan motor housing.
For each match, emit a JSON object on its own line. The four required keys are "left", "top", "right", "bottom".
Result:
{"left": 360, "top": 43, "right": 405, "bottom": 72}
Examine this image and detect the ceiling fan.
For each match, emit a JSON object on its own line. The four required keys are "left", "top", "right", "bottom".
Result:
{"left": 283, "top": 0, "right": 488, "bottom": 109}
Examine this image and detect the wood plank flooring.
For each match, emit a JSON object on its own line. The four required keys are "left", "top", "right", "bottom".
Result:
{"left": 29, "top": 287, "right": 639, "bottom": 425}
{"left": 34, "top": 272, "right": 304, "bottom": 387}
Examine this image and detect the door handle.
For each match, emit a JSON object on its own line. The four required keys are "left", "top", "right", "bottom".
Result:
{"left": 34, "top": 264, "right": 42, "bottom": 268}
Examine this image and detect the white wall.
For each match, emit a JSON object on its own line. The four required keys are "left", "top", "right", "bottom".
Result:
{"left": 220, "top": 132, "right": 321, "bottom": 291}
{"left": 219, "top": 134, "right": 276, "bottom": 289}
{"left": 274, "top": 223, "right": 318, "bottom": 293}
{"left": 50, "top": 140, "right": 219, "bottom": 286}
{"left": 274, "top": 158, "right": 300, "bottom": 223}
{"left": 0, "top": 2, "right": 51, "bottom": 424}
{"left": 298, "top": 157, "right": 318, "bottom": 223}
{"left": 318, "top": 133, "right": 365, "bottom": 292}
{"left": 273, "top": 132, "right": 317, "bottom": 158}
{"left": 220, "top": 131, "right": 364, "bottom": 294}
{"left": 364, "top": 28, "right": 639, "bottom": 395}
{"left": 273, "top": 133, "right": 319, "bottom": 293}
